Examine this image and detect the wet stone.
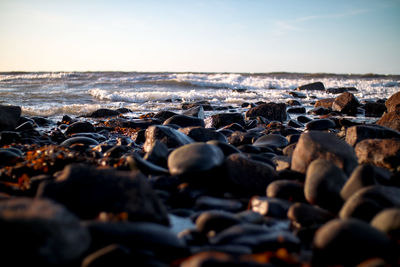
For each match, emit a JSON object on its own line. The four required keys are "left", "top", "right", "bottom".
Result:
{"left": 266, "top": 180, "right": 305, "bottom": 203}
{"left": 206, "top": 140, "right": 241, "bottom": 157}
{"left": 287, "top": 119, "right": 303, "bottom": 128}
{"left": 250, "top": 196, "right": 291, "bottom": 218}
{"left": 340, "top": 164, "right": 379, "bottom": 200}
{"left": 127, "top": 153, "right": 169, "bottom": 176}
{"left": 253, "top": 133, "right": 289, "bottom": 149}
{"left": 287, "top": 106, "right": 306, "bottom": 114}
{"left": 221, "top": 122, "right": 246, "bottom": 132}
{"left": 144, "top": 140, "right": 169, "bottom": 167}
{"left": 345, "top": 124, "right": 400, "bottom": 147}
{"left": 332, "top": 92, "right": 360, "bottom": 115}
{"left": 376, "top": 110, "right": 400, "bottom": 132}
{"left": 194, "top": 196, "right": 243, "bottom": 212}
{"left": 60, "top": 136, "right": 99, "bottom": 147}
{"left": 305, "top": 118, "right": 336, "bottom": 131}
{"left": 0, "top": 131, "right": 21, "bottom": 146}
{"left": 289, "top": 91, "right": 307, "bottom": 98}
{"left": 195, "top": 211, "right": 241, "bottom": 234}
{"left": 364, "top": 102, "right": 387, "bottom": 117}
{"left": 326, "top": 87, "right": 357, "bottom": 94}
{"left": 227, "top": 131, "right": 262, "bottom": 146}
{"left": 143, "top": 125, "right": 194, "bottom": 152}
{"left": 385, "top": 91, "right": 400, "bottom": 113}
{"left": 153, "top": 110, "right": 178, "bottom": 122}
{"left": 182, "top": 105, "right": 205, "bottom": 119}
{"left": 308, "top": 106, "right": 331, "bottom": 115}
{"left": 87, "top": 108, "right": 120, "bottom": 118}
{"left": 296, "top": 82, "right": 325, "bottom": 91}
{"left": 297, "top": 115, "right": 312, "bottom": 124}
{"left": 287, "top": 99, "right": 302, "bottom": 106}
{"left": 314, "top": 98, "right": 334, "bottom": 109}
{"left": 0, "top": 149, "right": 21, "bottom": 167}
{"left": 287, "top": 203, "right": 334, "bottom": 227}
{"left": 182, "top": 101, "right": 213, "bottom": 111}
{"left": 163, "top": 114, "right": 205, "bottom": 128}
{"left": 65, "top": 121, "right": 95, "bottom": 135}
{"left": 179, "top": 126, "right": 227, "bottom": 143}
{"left": 370, "top": 208, "right": 400, "bottom": 240}
{"left": 0, "top": 105, "right": 21, "bottom": 131}
{"left": 245, "top": 103, "right": 287, "bottom": 122}
{"left": 204, "top": 113, "right": 245, "bottom": 129}
{"left": 81, "top": 244, "right": 133, "bottom": 267}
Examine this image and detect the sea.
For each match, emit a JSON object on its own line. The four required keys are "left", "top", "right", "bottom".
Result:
{"left": 1, "top": 72, "right": 399, "bottom": 121}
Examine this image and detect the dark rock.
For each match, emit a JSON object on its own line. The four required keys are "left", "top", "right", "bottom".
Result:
{"left": 289, "top": 91, "right": 307, "bottom": 98}
{"left": 340, "top": 164, "right": 379, "bottom": 200}
{"left": 253, "top": 134, "right": 289, "bottom": 149}
{"left": 355, "top": 138, "right": 400, "bottom": 171}
{"left": 127, "top": 153, "right": 169, "bottom": 176}
{"left": 38, "top": 164, "right": 169, "bottom": 225}
{"left": 287, "top": 203, "right": 334, "bottom": 227}
{"left": 143, "top": 125, "right": 193, "bottom": 152}
{"left": 364, "top": 102, "right": 387, "bottom": 117}
{"left": 221, "top": 123, "right": 246, "bottom": 132}
{"left": 182, "top": 105, "right": 205, "bottom": 119}
{"left": 332, "top": 92, "right": 360, "bottom": 115}
{"left": 0, "top": 105, "right": 21, "bottom": 131}
{"left": 326, "top": 87, "right": 357, "bottom": 94}
{"left": 225, "top": 153, "right": 277, "bottom": 196}
{"left": 0, "top": 149, "right": 21, "bottom": 167}
{"left": 282, "top": 143, "right": 297, "bottom": 157}
{"left": 245, "top": 103, "right": 287, "bottom": 122}
{"left": 65, "top": 121, "right": 95, "bottom": 135}
{"left": 296, "top": 82, "right": 325, "bottom": 91}
{"left": 179, "top": 251, "right": 269, "bottom": 267}
{"left": 153, "top": 110, "right": 178, "bottom": 122}
{"left": 237, "top": 144, "right": 261, "bottom": 154}
{"left": 339, "top": 185, "right": 400, "bottom": 221}
{"left": 371, "top": 208, "right": 400, "bottom": 240}
{"left": 291, "top": 131, "right": 358, "bottom": 176}
{"left": 385, "top": 91, "right": 400, "bottom": 113}
{"left": 314, "top": 98, "right": 334, "bottom": 109}
{"left": 227, "top": 131, "right": 262, "bottom": 146}
{"left": 81, "top": 244, "right": 133, "bottom": 267}
{"left": 163, "top": 115, "right": 205, "bottom": 128}
{"left": 308, "top": 106, "right": 331, "bottom": 115}
{"left": 179, "top": 126, "right": 227, "bottom": 143}
{"left": 273, "top": 155, "right": 291, "bottom": 171}
{"left": 376, "top": 110, "right": 400, "bottom": 132}
{"left": 31, "top": 116, "right": 52, "bottom": 126}
{"left": 205, "top": 113, "right": 245, "bottom": 129}
{"left": 287, "top": 119, "right": 303, "bottom": 128}
{"left": 87, "top": 108, "right": 120, "bottom": 118}
{"left": 144, "top": 140, "right": 169, "bottom": 167}
{"left": 60, "top": 136, "right": 99, "bottom": 147}
{"left": 287, "top": 99, "right": 302, "bottom": 106}
{"left": 182, "top": 101, "right": 213, "bottom": 111}
{"left": 266, "top": 180, "right": 305, "bottom": 202}
{"left": 345, "top": 124, "right": 400, "bottom": 147}
{"left": 305, "top": 119, "right": 336, "bottom": 131}
{"left": 61, "top": 115, "right": 76, "bottom": 124}
{"left": 206, "top": 140, "right": 241, "bottom": 157}
{"left": 0, "top": 198, "right": 90, "bottom": 265}
{"left": 250, "top": 197, "right": 291, "bottom": 218}
{"left": 0, "top": 131, "right": 21, "bottom": 145}
{"left": 297, "top": 115, "right": 312, "bottom": 124}
{"left": 195, "top": 211, "right": 241, "bottom": 234}
{"left": 286, "top": 134, "right": 300, "bottom": 144}
{"left": 287, "top": 106, "right": 306, "bottom": 114}
{"left": 194, "top": 196, "right": 243, "bottom": 212}
{"left": 312, "top": 218, "right": 391, "bottom": 266}
{"left": 116, "top": 107, "right": 132, "bottom": 114}
{"left": 168, "top": 143, "right": 224, "bottom": 178}
{"left": 305, "top": 159, "right": 347, "bottom": 212}
{"left": 15, "top": 121, "right": 35, "bottom": 132}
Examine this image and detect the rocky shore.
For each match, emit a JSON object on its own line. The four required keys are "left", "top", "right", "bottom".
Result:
{"left": 0, "top": 83, "right": 399, "bottom": 266}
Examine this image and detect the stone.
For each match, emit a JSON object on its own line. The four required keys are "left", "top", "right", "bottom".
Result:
{"left": 0, "top": 198, "right": 90, "bottom": 265}
{"left": 340, "top": 164, "right": 379, "bottom": 200}
{"left": 194, "top": 196, "right": 243, "bottom": 212}
{"left": 307, "top": 106, "right": 331, "bottom": 115}
{"left": 0, "top": 105, "right": 21, "bottom": 131}
{"left": 376, "top": 110, "right": 400, "bottom": 132}
{"left": 282, "top": 143, "right": 297, "bottom": 157}
{"left": 179, "top": 126, "right": 227, "bottom": 143}
{"left": 314, "top": 98, "right": 334, "bottom": 109}
{"left": 355, "top": 138, "right": 400, "bottom": 171}
{"left": 339, "top": 185, "right": 400, "bottom": 221}
{"left": 152, "top": 110, "right": 178, "bottom": 122}
{"left": 0, "top": 148, "right": 21, "bottom": 167}
{"left": 305, "top": 119, "right": 336, "bottom": 131}
{"left": 250, "top": 196, "right": 292, "bottom": 218}
{"left": 227, "top": 131, "right": 262, "bottom": 147}
{"left": 312, "top": 218, "right": 391, "bottom": 266}
{"left": 163, "top": 114, "right": 205, "bottom": 128}
{"left": 364, "top": 102, "right": 387, "bottom": 117}
{"left": 266, "top": 180, "right": 305, "bottom": 203}
{"left": 289, "top": 91, "right": 307, "bottom": 98}
{"left": 15, "top": 121, "right": 35, "bottom": 132}
{"left": 326, "top": 87, "right": 357, "bottom": 94}
{"left": 204, "top": 113, "right": 245, "bottom": 129}
{"left": 195, "top": 211, "right": 241, "bottom": 234}
{"left": 296, "top": 82, "right": 325, "bottom": 91}
{"left": 221, "top": 123, "right": 246, "bottom": 132}
{"left": 168, "top": 143, "right": 224, "bottom": 177}
{"left": 182, "top": 105, "right": 205, "bottom": 119}
{"left": 65, "top": 121, "right": 95, "bottom": 135}
{"left": 305, "top": 159, "right": 347, "bottom": 212}
{"left": 225, "top": 153, "right": 277, "bottom": 196}
{"left": 287, "top": 119, "right": 303, "bottom": 128}
{"left": 127, "top": 153, "right": 169, "bottom": 176}
{"left": 143, "top": 125, "right": 193, "bottom": 153}
{"left": 371, "top": 208, "right": 400, "bottom": 240}
{"left": 287, "top": 99, "right": 302, "bottom": 106}
{"left": 245, "top": 103, "right": 287, "bottom": 122}
{"left": 116, "top": 107, "right": 132, "bottom": 114}
{"left": 287, "top": 106, "right": 306, "bottom": 114}
{"left": 253, "top": 134, "right": 289, "bottom": 149}
{"left": 273, "top": 155, "right": 291, "bottom": 171}
{"left": 332, "top": 92, "right": 360, "bottom": 115}
{"left": 38, "top": 164, "right": 169, "bottom": 225}
{"left": 60, "top": 136, "right": 99, "bottom": 147}
{"left": 345, "top": 124, "right": 400, "bottom": 146}
{"left": 144, "top": 140, "right": 169, "bottom": 167}
{"left": 0, "top": 131, "right": 21, "bottom": 145}
{"left": 385, "top": 91, "right": 400, "bottom": 113}
{"left": 81, "top": 244, "right": 133, "bottom": 267}
{"left": 291, "top": 131, "right": 358, "bottom": 176}
{"left": 87, "top": 108, "right": 120, "bottom": 118}
{"left": 287, "top": 203, "right": 334, "bottom": 227}
{"left": 182, "top": 101, "right": 213, "bottom": 111}
{"left": 206, "top": 140, "right": 241, "bottom": 157}
{"left": 297, "top": 115, "right": 312, "bottom": 124}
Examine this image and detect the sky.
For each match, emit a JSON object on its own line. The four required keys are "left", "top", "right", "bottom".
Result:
{"left": 0, "top": 0, "right": 399, "bottom": 74}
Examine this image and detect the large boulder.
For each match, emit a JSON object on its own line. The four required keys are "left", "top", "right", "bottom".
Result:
{"left": 0, "top": 105, "right": 21, "bottom": 131}
{"left": 245, "top": 103, "right": 287, "bottom": 122}
{"left": 0, "top": 198, "right": 90, "bottom": 265}
{"left": 38, "top": 164, "right": 169, "bottom": 225}
{"left": 355, "top": 138, "right": 400, "bottom": 170}
{"left": 291, "top": 131, "right": 358, "bottom": 176}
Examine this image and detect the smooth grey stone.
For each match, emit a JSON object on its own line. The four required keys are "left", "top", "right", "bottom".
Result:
{"left": 60, "top": 136, "right": 99, "bottom": 147}
{"left": 253, "top": 134, "right": 289, "bottom": 149}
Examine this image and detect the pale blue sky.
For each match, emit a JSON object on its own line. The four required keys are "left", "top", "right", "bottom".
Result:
{"left": 0, "top": 0, "right": 399, "bottom": 73}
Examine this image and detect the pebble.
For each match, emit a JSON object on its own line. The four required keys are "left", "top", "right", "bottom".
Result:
{"left": 332, "top": 92, "right": 360, "bottom": 115}
{"left": 305, "top": 118, "right": 336, "bottom": 131}
{"left": 143, "top": 125, "right": 194, "bottom": 152}
{"left": 163, "top": 114, "right": 205, "bottom": 128}
{"left": 253, "top": 133, "right": 289, "bottom": 149}
{"left": 266, "top": 179, "right": 305, "bottom": 202}
{"left": 245, "top": 102, "right": 287, "bottom": 122}
{"left": 370, "top": 208, "right": 400, "bottom": 240}
{"left": 179, "top": 126, "right": 227, "bottom": 142}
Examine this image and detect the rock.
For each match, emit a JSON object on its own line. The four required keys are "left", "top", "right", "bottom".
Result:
{"left": 376, "top": 110, "right": 400, "bottom": 132}
{"left": 340, "top": 164, "right": 379, "bottom": 200}
{"left": 15, "top": 121, "right": 35, "bottom": 132}
{"left": 253, "top": 134, "right": 288, "bottom": 149}
{"left": 287, "top": 203, "right": 334, "bottom": 227}
{"left": 364, "top": 102, "right": 387, "bottom": 117}
{"left": 60, "top": 136, "right": 99, "bottom": 147}
{"left": 266, "top": 180, "right": 305, "bottom": 202}
{"left": 182, "top": 105, "right": 205, "bottom": 119}
{"left": 326, "top": 87, "right": 357, "bottom": 94}
{"left": 225, "top": 153, "right": 277, "bottom": 196}
{"left": 227, "top": 131, "right": 262, "bottom": 147}
{"left": 168, "top": 142, "right": 224, "bottom": 177}
{"left": 143, "top": 125, "right": 193, "bottom": 152}
{"left": 371, "top": 208, "right": 400, "bottom": 240}
{"left": 87, "top": 108, "right": 120, "bottom": 118}
{"left": 194, "top": 196, "right": 243, "bottom": 212}
{"left": 65, "top": 121, "right": 95, "bottom": 135}
{"left": 127, "top": 153, "right": 169, "bottom": 176}
{"left": 144, "top": 140, "right": 169, "bottom": 167}
{"left": 179, "top": 251, "right": 267, "bottom": 267}
{"left": 273, "top": 155, "right": 291, "bottom": 171}
{"left": 221, "top": 123, "right": 246, "bottom": 132}
{"left": 314, "top": 98, "right": 334, "bottom": 109}
{"left": 38, "top": 164, "right": 169, "bottom": 225}
{"left": 182, "top": 101, "right": 213, "bottom": 111}
{"left": 206, "top": 140, "right": 241, "bottom": 157}
{"left": 282, "top": 143, "right": 297, "bottom": 157}
{"left": 296, "top": 82, "right": 325, "bottom": 91}
{"left": 332, "top": 92, "right": 360, "bottom": 115}
{"left": 291, "top": 131, "right": 358, "bottom": 176}
{"left": 0, "top": 198, "right": 90, "bottom": 265}
{"left": 287, "top": 119, "right": 303, "bottom": 128}
{"left": 286, "top": 134, "right": 300, "bottom": 144}
{"left": 205, "top": 113, "right": 245, "bottom": 129}
{"left": 250, "top": 197, "right": 291, "bottom": 218}
{"left": 163, "top": 115, "right": 205, "bottom": 128}
{"left": 305, "top": 159, "right": 348, "bottom": 212}
{"left": 297, "top": 115, "right": 312, "bottom": 124}
{"left": 305, "top": 119, "right": 336, "bottom": 131}
{"left": 287, "top": 99, "right": 302, "bottom": 106}
{"left": 0, "top": 105, "right": 21, "bottom": 131}
{"left": 0, "top": 131, "right": 21, "bottom": 145}
{"left": 81, "top": 244, "right": 133, "bottom": 267}
{"left": 307, "top": 106, "right": 331, "bottom": 115}
{"left": 385, "top": 91, "right": 400, "bottom": 113}
{"left": 195, "top": 211, "right": 241, "bottom": 234}
{"left": 289, "top": 91, "right": 307, "bottom": 98}
{"left": 355, "top": 138, "right": 400, "bottom": 171}
{"left": 245, "top": 103, "right": 287, "bottom": 122}
{"left": 287, "top": 106, "right": 306, "bottom": 114}
{"left": 153, "top": 110, "right": 178, "bottom": 122}
{"left": 179, "top": 126, "right": 227, "bottom": 143}
{"left": 116, "top": 107, "right": 132, "bottom": 114}
{"left": 31, "top": 116, "right": 53, "bottom": 126}
{"left": 339, "top": 185, "right": 400, "bottom": 221}
{"left": 345, "top": 124, "right": 400, "bottom": 146}
{"left": 313, "top": 218, "right": 392, "bottom": 266}
{"left": 0, "top": 149, "right": 21, "bottom": 167}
